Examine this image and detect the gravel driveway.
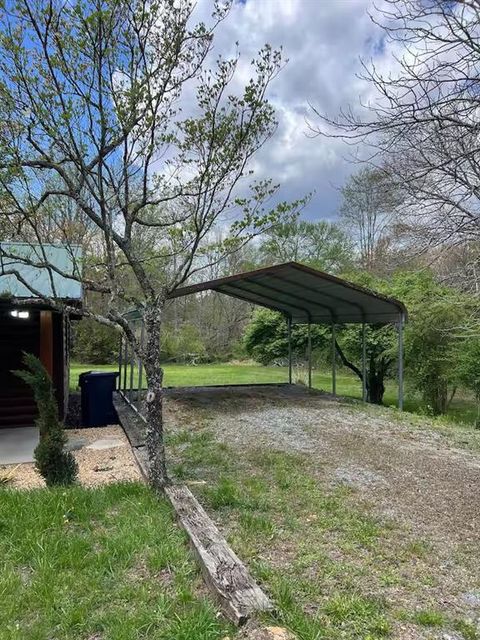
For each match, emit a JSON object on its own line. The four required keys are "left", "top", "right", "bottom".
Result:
{"left": 165, "top": 384, "right": 480, "bottom": 639}
{"left": 166, "top": 384, "right": 480, "bottom": 547}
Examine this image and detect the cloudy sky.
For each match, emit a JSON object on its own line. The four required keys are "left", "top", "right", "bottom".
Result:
{"left": 192, "top": 0, "right": 392, "bottom": 222}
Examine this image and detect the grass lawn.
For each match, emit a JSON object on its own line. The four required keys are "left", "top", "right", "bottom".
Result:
{"left": 70, "top": 361, "right": 477, "bottom": 426}
{"left": 0, "top": 482, "right": 230, "bottom": 640}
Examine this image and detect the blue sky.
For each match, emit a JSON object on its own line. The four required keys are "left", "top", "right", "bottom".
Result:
{"left": 193, "top": 0, "right": 392, "bottom": 222}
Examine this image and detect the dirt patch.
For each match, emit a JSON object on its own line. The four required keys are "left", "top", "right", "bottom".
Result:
{"left": 0, "top": 426, "right": 141, "bottom": 489}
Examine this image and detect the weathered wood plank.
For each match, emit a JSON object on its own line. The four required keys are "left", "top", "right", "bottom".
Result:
{"left": 165, "top": 484, "right": 273, "bottom": 625}
{"left": 114, "top": 394, "right": 272, "bottom": 625}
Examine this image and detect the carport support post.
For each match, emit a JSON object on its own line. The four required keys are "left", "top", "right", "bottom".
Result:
{"left": 331, "top": 323, "right": 336, "bottom": 396}
{"left": 287, "top": 317, "right": 292, "bottom": 384}
{"left": 129, "top": 344, "right": 135, "bottom": 403}
{"left": 123, "top": 338, "right": 128, "bottom": 395}
{"left": 362, "top": 322, "right": 367, "bottom": 402}
{"left": 307, "top": 322, "right": 312, "bottom": 389}
{"left": 118, "top": 335, "right": 123, "bottom": 392}
{"left": 398, "top": 313, "right": 405, "bottom": 411}
{"left": 137, "top": 322, "right": 144, "bottom": 411}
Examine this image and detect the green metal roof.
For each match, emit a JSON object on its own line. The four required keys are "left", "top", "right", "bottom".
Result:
{"left": 0, "top": 242, "right": 82, "bottom": 300}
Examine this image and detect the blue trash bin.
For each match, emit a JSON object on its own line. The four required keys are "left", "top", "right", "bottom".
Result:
{"left": 79, "top": 371, "right": 119, "bottom": 427}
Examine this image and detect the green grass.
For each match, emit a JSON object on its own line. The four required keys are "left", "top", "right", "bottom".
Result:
{"left": 70, "top": 361, "right": 478, "bottom": 426}
{"left": 413, "top": 609, "right": 445, "bottom": 627}
{"left": 168, "top": 432, "right": 396, "bottom": 639}
{"left": 167, "top": 428, "right": 478, "bottom": 640}
{"left": 0, "top": 482, "right": 230, "bottom": 640}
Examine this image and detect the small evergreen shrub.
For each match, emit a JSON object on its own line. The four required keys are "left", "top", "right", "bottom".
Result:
{"left": 14, "top": 353, "right": 78, "bottom": 486}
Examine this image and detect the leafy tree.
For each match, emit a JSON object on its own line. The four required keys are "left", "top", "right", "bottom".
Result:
{"left": 243, "top": 308, "right": 328, "bottom": 366}
{"left": 0, "top": 0, "right": 303, "bottom": 488}
{"left": 335, "top": 323, "right": 396, "bottom": 405}
{"left": 14, "top": 353, "right": 78, "bottom": 486}
{"left": 405, "top": 300, "right": 464, "bottom": 415}
{"left": 388, "top": 271, "right": 475, "bottom": 415}
{"left": 457, "top": 338, "right": 480, "bottom": 428}
{"left": 162, "top": 323, "right": 207, "bottom": 364}
{"left": 260, "top": 217, "right": 353, "bottom": 273}
{"left": 72, "top": 318, "right": 120, "bottom": 364}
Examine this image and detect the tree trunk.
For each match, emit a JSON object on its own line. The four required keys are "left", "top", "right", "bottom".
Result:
{"left": 142, "top": 305, "right": 168, "bottom": 489}
{"left": 367, "top": 371, "right": 385, "bottom": 404}
{"left": 367, "top": 355, "right": 385, "bottom": 405}
{"left": 335, "top": 339, "right": 386, "bottom": 405}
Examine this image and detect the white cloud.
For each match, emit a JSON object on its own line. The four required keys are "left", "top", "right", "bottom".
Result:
{"left": 188, "top": 0, "right": 395, "bottom": 220}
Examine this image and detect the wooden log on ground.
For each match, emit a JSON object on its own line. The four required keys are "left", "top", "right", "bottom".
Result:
{"left": 114, "top": 395, "right": 272, "bottom": 625}
{"left": 165, "top": 484, "right": 273, "bottom": 626}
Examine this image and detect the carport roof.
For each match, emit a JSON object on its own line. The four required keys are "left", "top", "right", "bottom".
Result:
{"left": 169, "top": 262, "right": 407, "bottom": 325}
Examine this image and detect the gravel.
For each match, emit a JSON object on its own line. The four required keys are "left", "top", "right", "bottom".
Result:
{"left": 0, "top": 426, "right": 141, "bottom": 489}
{"left": 165, "top": 384, "right": 480, "bottom": 634}
{"left": 167, "top": 385, "right": 480, "bottom": 547}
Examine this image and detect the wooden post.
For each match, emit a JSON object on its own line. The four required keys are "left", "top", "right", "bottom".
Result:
{"left": 39, "top": 310, "right": 53, "bottom": 377}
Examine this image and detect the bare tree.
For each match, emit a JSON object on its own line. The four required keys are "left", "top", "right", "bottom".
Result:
{"left": 312, "top": 0, "right": 480, "bottom": 255}
{"left": 260, "top": 217, "right": 353, "bottom": 273}
{"left": 338, "top": 167, "right": 400, "bottom": 271}
{"left": 0, "top": 0, "right": 302, "bottom": 488}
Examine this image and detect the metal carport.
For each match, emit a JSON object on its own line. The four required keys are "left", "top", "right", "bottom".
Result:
{"left": 119, "top": 262, "right": 408, "bottom": 409}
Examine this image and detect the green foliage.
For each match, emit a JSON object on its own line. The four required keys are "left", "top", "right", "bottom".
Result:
{"left": 456, "top": 337, "right": 480, "bottom": 427}
{"left": 14, "top": 353, "right": 77, "bottom": 487}
{"left": 338, "top": 323, "right": 396, "bottom": 404}
{"left": 340, "top": 270, "right": 479, "bottom": 413}
{"left": 390, "top": 271, "right": 475, "bottom": 416}
{"left": 243, "top": 308, "right": 328, "bottom": 365}
{"left": 405, "top": 299, "right": 464, "bottom": 415}
{"left": 161, "top": 323, "right": 207, "bottom": 363}
{"left": 72, "top": 318, "right": 120, "bottom": 364}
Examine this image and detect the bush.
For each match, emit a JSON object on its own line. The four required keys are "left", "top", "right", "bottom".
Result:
{"left": 14, "top": 353, "right": 78, "bottom": 486}
{"left": 243, "top": 308, "right": 328, "bottom": 366}
{"left": 457, "top": 338, "right": 480, "bottom": 428}
{"left": 161, "top": 323, "right": 207, "bottom": 363}
{"left": 72, "top": 318, "right": 119, "bottom": 364}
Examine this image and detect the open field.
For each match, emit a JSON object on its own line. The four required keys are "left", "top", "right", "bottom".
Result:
{"left": 0, "top": 482, "right": 230, "bottom": 640}
{"left": 70, "top": 361, "right": 478, "bottom": 426}
{"left": 165, "top": 385, "right": 480, "bottom": 640}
